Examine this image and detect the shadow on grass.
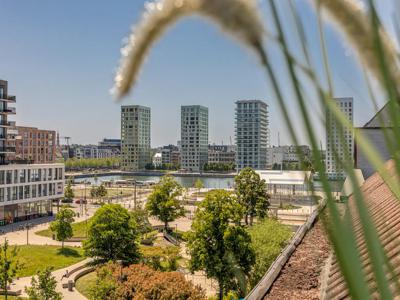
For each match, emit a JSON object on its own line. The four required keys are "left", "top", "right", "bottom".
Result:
{"left": 57, "top": 247, "right": 82, "bottom": 258}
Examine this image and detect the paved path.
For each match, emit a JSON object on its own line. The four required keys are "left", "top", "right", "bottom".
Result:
{"left": 11, "top": 258, "right": 90, "bottom": 299}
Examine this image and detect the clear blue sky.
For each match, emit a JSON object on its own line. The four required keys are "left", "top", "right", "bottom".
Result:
{"left": 0, "top": 0, "right": 395, "bottom": 147}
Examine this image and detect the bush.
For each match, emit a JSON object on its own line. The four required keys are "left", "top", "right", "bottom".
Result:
{"left": 247, "top": 219, "right": 292, "bottom": 288}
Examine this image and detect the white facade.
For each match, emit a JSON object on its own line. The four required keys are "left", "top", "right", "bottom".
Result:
{"left": 0, "top": 163, "right": 64, "bottom": 224}
{"left": 181, "top": 106, "right": 208, "bottom": 172}
{"left": 235, "top": 100, "right": 269, "bottom": 171}
{"left": 267, "top": 145, "right": 311, "bottom": 168}
{"left": 326, "top": 97, "right": 354, "bottom": 179}
{"left": 152, "top": 152, "right": 162, "bottom": 167}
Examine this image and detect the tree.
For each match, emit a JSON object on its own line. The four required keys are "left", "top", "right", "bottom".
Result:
{"left": 89, "top": 263, "right": 117, "bottom": 300}
{"left": 49, "top": 206, "right": 75, "bottom": 249}
{"left": 84, "top": 204, "right": 140, "bottom": 263}
{"left": 187, "top": 190, "right": 255, "bottom": 299}
{"left": 247, "top": 219, "right": 292, "bottom": 288}
{"left": 146, "top": 176, "right": 184, "bottom": 230}
{"left": 25, "top": 267, "right": 62, "bottom": 300}
{"left": 63, "top": 179, "right": 74, "bottom": 203}
{"left": 0, "top": 239, "right": 20, "bottom": 300}
{"left": 130, "top": 208, "right": 152, "bottom": 236}
{"left": 97, "top": 184, "right": 108, "bottom": 203}
{"left": 234, "top": 167, "right": 270, "bottom": 226}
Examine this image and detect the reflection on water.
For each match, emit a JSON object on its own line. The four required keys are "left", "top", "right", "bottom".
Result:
{"left": 74, "top": 175, "right": 235, "bottom": 189}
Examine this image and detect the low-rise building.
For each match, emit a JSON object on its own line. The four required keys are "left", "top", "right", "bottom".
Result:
{"left": 256, "top": 170, "right": 312, "bottom": 199}
{"left": 267, "top": 145, "right": 311, "bottom": 169}
{"left": 0, "top": 163, "right": 64, "bottom": 225}
{"left": 208, "top": 145, "right": 236, "bottom": 165}
{"left": 153, "top": 152, "right": 162, "bottom": 167}
{"left": 12, "top": 126, "right": 56, "bottom": 164}
{"left": 161, "top": 145, "right": 180, "bottom": 166}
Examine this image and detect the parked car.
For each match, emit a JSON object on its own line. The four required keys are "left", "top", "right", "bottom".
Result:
{"left": 75, "top": 199, "right": 87, "bottom": 204}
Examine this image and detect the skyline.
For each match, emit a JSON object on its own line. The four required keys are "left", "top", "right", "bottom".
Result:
{"left": 1, "top": 0, "right": 396, "bottom": 147}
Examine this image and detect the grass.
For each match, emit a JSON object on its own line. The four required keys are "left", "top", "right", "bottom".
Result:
{"left": 15, "top": 245, "right": 85, "bottom": 277}
{"left": 36, "top": 218, "right": 91, "bottom": 239}
{"left": 75, "top": 271, "right": 97, "bottom": 299}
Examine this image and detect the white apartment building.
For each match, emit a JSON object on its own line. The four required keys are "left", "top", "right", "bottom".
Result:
{"left": 121, "top": 105, "right": 151, "bottom": 171}
{"left": 181, "top": 106, "right": 208, "bottom": 172}
{"left": 152, "top": 152, "right": 162, "bottom": 167}
{"left": 326, "top": 97, "right": 354, "bottom": 179}
{"left": 0, "top": 163, "right": 64, "bottom": 225}
{"left": 235, "top": 100, "right": 269, "bottom": 171}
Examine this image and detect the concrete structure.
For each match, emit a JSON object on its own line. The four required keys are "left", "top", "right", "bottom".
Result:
{"left": 208, "top": 145, "right": 236, "bottom": 165}
{"left": 235, "top": 100, "right": 269, "bottom": 171}
{"left": 98, "top": 138, "right": 121, "bottom": 150}
{"left": 355, "top": 103, "right": 393, "bottom": 178}
{"left": 181, "top": 105, "right": 208, "bottom": 172}
{"left": 267, "top": 145, "right": 311, "bottom": 168}
{"left": 0, "top": 80, "right": 17, "bottom": 165}
{"left": 326, "top": 97, "right": 354, "bottom": 179}
{"left": 121, "top": 105, "right": 151, "bottom": 171}
{"left": 0, "top": 163, "right": 64, "bottom": 225}
{"left": 12, "top": 126, "right": 56, "bottom": 164}
{"left": 256, "top": 170, "right": 312, "bottom": 199}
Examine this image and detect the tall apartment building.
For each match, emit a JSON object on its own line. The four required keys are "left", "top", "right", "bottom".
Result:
{"left": 326, "top": 97, "right": 354, "bottom": 179}
{"left": 121, "top": 105, "right": 151, "bottom": 171}
{"left": 0, "top": 80, "right": 17, "bottom": 165}
{"left": 181, "top": 105, "right": 208, "bottom": 172}
{"left": 12, "top": 127, "right": 56, "bottom": 164}
{"left": 235, "top": 100, "right": 269, "bottom": 171}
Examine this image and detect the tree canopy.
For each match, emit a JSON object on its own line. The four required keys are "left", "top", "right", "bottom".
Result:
{"left": 146, "top": 176, "right": 184, "bottom": 230}
{"left": 234, "top": 167, "right": 270, "bottom": 225}
{"left": 187, "top": 189, "right": 255, "bottom": 299}
{"left": 25, "top": 267, "right": 62, "bottom": 300}
{"left": 84, "top": 204, "right": 140, "bottom": 263}
{"left": 49, "top": 206, "right": 75, "bottom": 249}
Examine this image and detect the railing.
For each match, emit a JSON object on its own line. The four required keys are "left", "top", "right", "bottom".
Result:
{"left": 0, "top": 147, "right": 15, "bottom": 153}
{"left": 0, "top": 121, "right": 15, "bottom": 127}
{"left": 0, "top": 95, "right": 16, "bottom": 102}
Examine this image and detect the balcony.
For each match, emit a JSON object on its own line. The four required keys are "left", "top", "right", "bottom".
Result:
{"left": 0, "top": 107, "right": 16, "bottom": 115}
{"left": 0, "top": 121, "right": 16, "bottom": 128}
{"left": 0, "top": 95, "right": 16, "bottom": 103}
{"left": 0, "top": 146, "right": 16, "bottom": 154}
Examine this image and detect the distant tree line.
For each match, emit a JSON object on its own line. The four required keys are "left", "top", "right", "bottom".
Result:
{"left": 65, "top": 157, "right": 121, "bottom": 170}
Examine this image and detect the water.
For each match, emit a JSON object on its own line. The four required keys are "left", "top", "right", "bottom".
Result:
{"left": 74, "top": 174, "right": 235, "bottom": 189}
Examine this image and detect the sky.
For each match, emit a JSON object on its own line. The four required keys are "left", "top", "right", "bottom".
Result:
{"left": 0, "top": 0, "right": 396, "bottom": 147}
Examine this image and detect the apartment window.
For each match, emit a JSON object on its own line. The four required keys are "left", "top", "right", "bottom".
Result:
{"left": 32, "top": 185, "right": 37, "bottom": 198}
{"left": 0, "top": 171, "right": 4, "bottom": 185}
{"left": 6, "top": 171, "right": 12, "bottom": 184}
{"left": 18, "top": 186, "right": 23, "bottom": 200}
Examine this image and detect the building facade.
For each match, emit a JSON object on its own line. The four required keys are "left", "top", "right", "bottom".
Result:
{"left": 12, "top": 126, "right": 56, "bottom": 164}
{"left": 161, "top": 144, "right": 180, "bottom": 166}
{"left": 208, "top": 145, "right": 236, "bottom": 165}
{"left": 121, "top": 105, "right": 151, "bottom": 171}
{"left": 326, "top": 97, "right": 354, "bottom": 179}
{"left": 235, "top": 100, "right": 269, "bottom": 171}
{"left": 0, "top": 80, "right": 17, "bottom": 165}
{"left": 267, "top": 145, "right": 311, "bottom": 168}
{"left": 181, "top": 105, "right": 208, "bottom": 172}
{"left": 0, "top": 163, "right": 64, "bottom": 225}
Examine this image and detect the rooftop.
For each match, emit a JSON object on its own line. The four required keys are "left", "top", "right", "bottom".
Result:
{"left": 256, "top": 170, "right": 311, "bottom": 185}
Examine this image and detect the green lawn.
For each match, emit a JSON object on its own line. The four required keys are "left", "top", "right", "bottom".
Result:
{"left": 75, "top": 271, "right": 97, "bottom": 299}
{"left": 36, "top": 218, "right": 91, "bottom": 239}
{"left": 16, "top": 245, "right": 85, "bottom": 277}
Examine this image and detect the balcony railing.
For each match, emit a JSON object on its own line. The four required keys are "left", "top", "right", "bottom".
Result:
{"left": 0, "top": 107, "right": 16, "bottom": 114}
{"left": 0, "top": 95, "right": 16, "bottom": 103}
{"left": 0, "top": 147, "right": 16, "bottom": 153}
{"left": 0, "top": 121, "right": 16, "bottom": 127}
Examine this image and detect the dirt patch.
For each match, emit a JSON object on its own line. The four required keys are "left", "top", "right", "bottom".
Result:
{"left": 264, "top": 220, "right": 330, "bottom": 300}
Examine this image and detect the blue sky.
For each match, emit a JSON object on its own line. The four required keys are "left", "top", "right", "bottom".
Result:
{"left": 0, "top": 0, "right": 395, "bottom": 147}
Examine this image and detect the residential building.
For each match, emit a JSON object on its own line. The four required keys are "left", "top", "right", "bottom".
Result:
{"left": 235, "top": 100, "right": 269, "bottom": 171}
{"left": 355, "top": 102, "right": 393, "bottom": 178}
{"left": 161, "top": 144, "right": 180, "bottom": 166}
{"left": 326, "top": 97, "right": 354, "bottom": 179}
{"left": 0, "top": 163, "right": 64, "bottom": 224}
{"left": 0, "top": 80, "right": 16, "bottom": 165}
{"left": 208, "top": 145, "right": 236, "bottom": 165}
{"left": 121, "top": 105, "right": 151, "bottom": 171}
{"left": 152, "top": 152, "right": 162, "bottom": 167}
{"left": 181, "top": 105, "right": 208, "bottom": 172}
{"left": 98, "top": 138, "right": 121, "bottom": 150}
{"left": 11, "top": 126, "right": 56, "bottom": 164}
{"left": 267, "top": 145, "right": 311, "bottom": 169}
